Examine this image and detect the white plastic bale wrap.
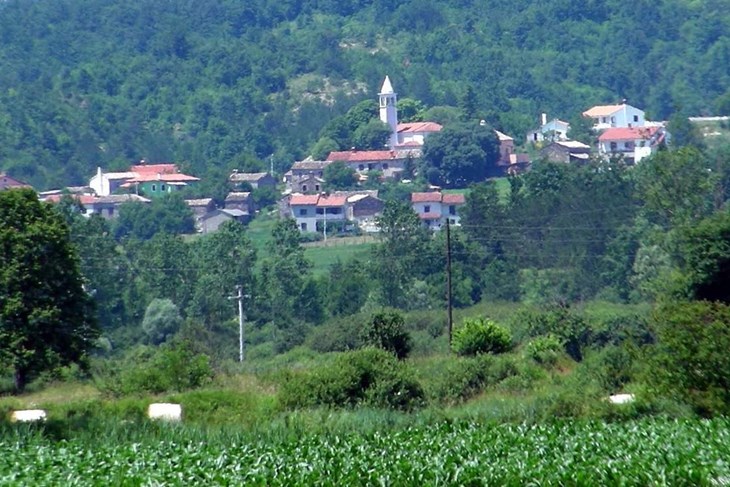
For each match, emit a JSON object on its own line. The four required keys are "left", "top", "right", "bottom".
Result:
{"left": 147, "top": 403, "right": 182, "bottom": 421}
{"left": 10, "top": 409, "right": 47, "bottom": 422}
{"left": 608, "top": 393, "right": 635, "bottom": 405}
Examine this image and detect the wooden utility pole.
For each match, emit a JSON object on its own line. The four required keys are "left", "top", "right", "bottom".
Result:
{"left": 446, "top": 218, "right": 453, "bottom": 348}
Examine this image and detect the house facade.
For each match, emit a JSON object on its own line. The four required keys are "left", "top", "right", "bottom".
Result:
{"left": 229, "top": 171, "right": 277, "bottom": 189}
{"left": 411, "top": 192, "right": 466, "bottom": 230}
{"left": 0, "top": 173, "right": 32, "bottom": 191}
{"left": 224, "top": 192, "right": 254, "bottom": 215}
{"left": 200, "top": 209, "right": 249, "bottom": 234}
{"left": 583, "top": 104, "right": 646, "bottom": 130}
{"left": 526, "top": 114, "right": 570, "bottom": 143}
{"left": 326, "top": 149, "right": 415, "bottom": 179}
{"left": 396, "top": 122, "right": 443, "bottom": 147}
{"left": 90, "top": 162, "right": 199, "bottom": 198}
{"left": 286, "top": 191, "right": 383, "bottom": 234}
{"left": 598, "top": 126, "right": 665, "bottom": 163}
{"left": 541, "top": 140, "right": 591, "bottom": 164}
{"left": 185, "top": 198, "right": 216, "bottom": 231}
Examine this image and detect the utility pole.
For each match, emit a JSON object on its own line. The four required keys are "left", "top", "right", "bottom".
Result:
{"left": 446, "top": 218, "right": 453, "bottom": 348}
{"left": 228, "top": 285, "right": 248, "bottom": 362}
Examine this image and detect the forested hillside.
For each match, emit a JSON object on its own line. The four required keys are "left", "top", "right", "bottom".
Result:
{"left": 1, "top": 0, "right": 729, "bottom": 189}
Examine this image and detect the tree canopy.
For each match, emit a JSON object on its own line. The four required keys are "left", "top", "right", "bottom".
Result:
{"left": 0, "top": 188, "right": 98, "bottom": 391}
{"left": 421, "top": 122, "right": 500, "bottom": 187}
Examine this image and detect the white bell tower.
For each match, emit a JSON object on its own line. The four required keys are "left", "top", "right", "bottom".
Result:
{"left": 379, "top": 76, "right": 398, "bottom": 149}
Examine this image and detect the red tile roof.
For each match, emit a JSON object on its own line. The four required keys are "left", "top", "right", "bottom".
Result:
{"left": 129, "top": 173, "right": 200, "bottom": 183}
{"left": 317, "top": 195, "right": 348, "bottom": 207}
{"left": 289, "top": 194, "right": 320, "bottom": 206}
{"left": 327, "top": 150, "right": 404, "bottom": 162}
{"left": 411, "top": 192, "right": 443, "bottom": 203}
{"left": 442, "top": 193, "right": 466, "bottom": 204}
{"left": 598, "top": 126, "right": 659, "bottom": 142}
{"left": 0, "top": 173, "right": 31, "bottom": 190}
{"left": 397, "top": 122, "right": 443, "bottom": 133}
{"left": 582, "top": 104, "right": 625, "bottom": 118}
{"left": 130, "top": 163, "right": 179, "bottom": 175}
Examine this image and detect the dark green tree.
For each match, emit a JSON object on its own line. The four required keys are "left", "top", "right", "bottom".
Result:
{"left": 352, "top": 119, "right": 392, "bottom": 150}
{"left": 372, "top": 201, "right": 429, "bottom": 308}
{"left": 323, "top": 161, "right": 357, "bottom": 190}
{"left": 421, "top": 122, "right": 500, "bottom": 187}
{"left": 360, "top": 311, "right": 412, "bottom": 359}
{"left": 0, "top": 189, "right": 98, "bottom": 391}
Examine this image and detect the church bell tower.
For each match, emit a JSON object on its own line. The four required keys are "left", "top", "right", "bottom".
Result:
{"left": 379, "top": 76, "right": 398, "bottom": 149}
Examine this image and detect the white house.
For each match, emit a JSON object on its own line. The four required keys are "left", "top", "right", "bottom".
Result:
{"left": 89, "top": 167, "right": 137, "bottom": 196}
{"left": 410, "top": 192, "right": 466, "bottom": 231}
{"left": 526, "top": 114, "right": 570, "bottom": 143}
{"left": 598, "top": 126, "right": 666, "bottom": 163}
{"left": 583, "top": 103, "right": 646, "bottom": 130}
{"left": 289, "top": 193, "right": 321, "bottom": 232}
{"left": 396, "top": 121, "right": 443, "bottom": 147}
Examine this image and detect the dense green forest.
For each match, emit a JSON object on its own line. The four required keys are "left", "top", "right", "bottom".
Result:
{"left": 1, "top": 0, "right": 729, "bottom": 189}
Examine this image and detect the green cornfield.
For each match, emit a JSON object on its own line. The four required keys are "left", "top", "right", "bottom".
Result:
{"left": 1, "top": 418, "right": 729, "bottom": 485}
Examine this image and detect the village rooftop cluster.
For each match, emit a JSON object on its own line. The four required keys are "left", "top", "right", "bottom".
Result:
{"left": 1, "top": 76, "right": 669, "bottom": 237}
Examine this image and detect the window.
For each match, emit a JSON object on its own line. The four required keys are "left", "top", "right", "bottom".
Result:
{"left": 299, "top": 209, "right": 307, "bottom": 216}
{"left": 601, "top": 117, "right": 608, "bottom": 124}
{"left": 367, "top": 163, "right": 374, "bottom": 170}
{"left": 315, "top": 184, "right": 320, "bottom": 191}
{"left": 302, "top": 184, "right": 308, "bottom": 192}
{"left": 108, "top": 207, "right": 114, "bottom": 217}
{"left": 301, "top": 223, "right": 307, "bottom": 231}
{"left": 449, "top": 205, "right": 456, "bottom": 215}
{"left": 424, "top": 205, "right": 431, "bottom": 213}
{"left": 610, "top": 142, "right": 618, "bottom": 151}
{"left": 161, "top": 184, "right": 166, "bottom": 192}
{"left": 316, "top": 208, "right": 324, "bottom": 215}
{"left": 152, "top": 184, "right": 157, "bottom": 192}
{"left": 633, "top": 115, "right": 639, "bottom": 122}
{"left": 383, "top": 163, "right": 389, "bottom": 170}
{"left": 625, "top": 142, "right": 634, "bottom": 150}
{"left": 358, "top": 164, "right": 365, "bottom": 171}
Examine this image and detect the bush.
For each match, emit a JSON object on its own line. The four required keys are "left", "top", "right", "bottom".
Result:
{"left": 452, "top": 318, "right": 511, "bottom": 356}
{"left": 647, "top": 300, "right": 730, "bottom": 416}
{"left": 511, "top": 305, "right": 589, "bottom": 361}
{"left": 306, "top": 315, "right": 364, "bottom": 353}
{"left": 524, "top": 334, "right": 564, "bottom": 366}
{"left": 96, "top": 342, "right": 213, "bottom": 396}
{"left": 360, "top": 312, "right": 412, "bottom": 359}
{"left": 278, "top": 348, "right": 425, "bottom": 411}
{"left": 142, "top": 298, "right": 183, "bottom": 345}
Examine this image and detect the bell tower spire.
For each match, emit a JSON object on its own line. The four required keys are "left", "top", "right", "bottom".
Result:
{"left": 379, "top": 75, "right": 398, "bottom": 149}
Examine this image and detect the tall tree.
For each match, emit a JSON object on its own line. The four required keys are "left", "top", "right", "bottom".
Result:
{"left": 372, "top": 201, "right": 429, "bottom": 308}
{"left": 0, "top": 189, "right": 98, "bottom": 391}
{"left": 421, "top": 122, "right": 500, "bottom": 187}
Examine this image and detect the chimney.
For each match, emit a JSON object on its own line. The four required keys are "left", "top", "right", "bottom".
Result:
{"left": 541, "top": 113, "right": 548, "bottom": 126}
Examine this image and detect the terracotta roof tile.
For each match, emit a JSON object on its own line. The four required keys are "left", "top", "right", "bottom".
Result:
{"left": 598, "top": 127, "right": 659, "bottom": 141}
{"left": 397, "top": 122, "right": 443, "bottom": 133}
{"left": 442, "top": 193, "right": 466, "bottom": 204}
{"left": 411, "top": 192, "right": 442, "bottom": 203}
{"left": 289, "top": 194, "right": 320, "bottom": 205}
{"left": 317, "top": 195, "right": 348, "bottom": 207}
{"left": 582, "top": 104, "right": 625, "bottom": 118}
{"left": 327, "top": 150, "right": 405, "bottom": 162}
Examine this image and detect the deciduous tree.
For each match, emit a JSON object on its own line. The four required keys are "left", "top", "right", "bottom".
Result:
{"left": 0, "top": 189, "right": 98, "bottom": 391}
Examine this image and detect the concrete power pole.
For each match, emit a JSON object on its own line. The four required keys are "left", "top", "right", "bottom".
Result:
{"left": 229, "top": 285, "right": 248, "bottom": 362}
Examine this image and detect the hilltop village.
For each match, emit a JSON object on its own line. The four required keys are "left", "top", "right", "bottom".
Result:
{"left": 1, "top": 76, "right": 670, "bottom": 237}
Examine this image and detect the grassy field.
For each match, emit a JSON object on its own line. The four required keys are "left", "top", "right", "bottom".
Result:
{"left": 304, "top": 241, "right": 374, "bottom": 276}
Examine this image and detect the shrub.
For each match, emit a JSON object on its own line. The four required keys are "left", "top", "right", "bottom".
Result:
{"left": 142, "top": 298, "right": 182, "bottom": 345}
{"left": 525, "top": 334, "right": 564, "bottom": 366}
{"left": 647, "top": 300, "right": 730, "bottom": 416}
{"left": 96, "top": 342, "right": 213, "bottom": 396}
{"left": 278, "top": 348, "right": 424, "bottom": 411}
{"left": 511, "top": 305, "right": 589, "bottom": 361}
{"left": 360, "top": 312, "right": 412, "bottom": 359}
{"left": 452, "top": 318, "right": 511, "bottom": 356}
